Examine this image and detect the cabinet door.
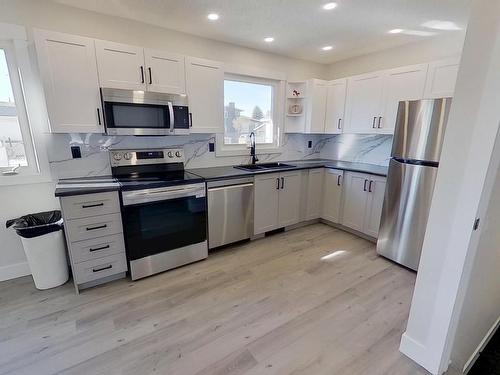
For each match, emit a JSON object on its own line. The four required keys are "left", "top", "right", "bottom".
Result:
{"left": 424, "top": 57, "right": 460, "bottom": 98}
{"left": 341, "top": 172, "right": 369, "bottom": 232}
{"left": 34, "top": 29, "right": 103, "bottom": 133}
{"left": 325, "top": 79, "right": 347, "bottom": 134}
{"left": 344, "top": 72, "right": 384, "bottom": 134}
{"left": 363, "top": 175, "right": 387, "bottom": 237}
{"left": 322, "top": 168, "right": 343, "bottom": 223}
{"left": 144, "top": 49, "right": 186, "bottom": 94}
{"left": 305, "top": 168, "right": 324, "bottom": 220}
{"left": 185, "top": 57, "right": 224, "bottom": 134}
{"left": 95, "top": 40, "right": 146, "bottom": 90}
{"left": 306, "top": 79, "right": 328, "bottom": 133}
{"left": 254, "top": 173, "right": 280, "bottom": 234}
{"left": 278, "top": 171, "right": 302, "bottom": 227}
{"left": 379, "top": 64, "right": 427, "bottom": 134}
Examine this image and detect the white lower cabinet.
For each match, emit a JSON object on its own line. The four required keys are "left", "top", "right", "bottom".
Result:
{"left": 254, "top": 171, "right": 301, "bottom": 234}
{"left": 322, "top": 168, "right": 343, "bottom": 223}
{"left": 305, "top": 169, "right": 324, "bottom": 220}
{"left": 341, "top": 171, "right": 386, "bottom": 237}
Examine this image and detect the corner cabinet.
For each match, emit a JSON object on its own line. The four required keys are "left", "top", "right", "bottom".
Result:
{"left": 341, "top": 171, "right": 386, "bottom": 237}
{"left": 322, "top": 168, "right": 343, "bottom": 223}
{"left": 185, "top": 57, "right": 224, "bottom": 134}
{"left": 34, "top": 29, "right": 103, "bottom": 134}
{"left": 254, "top": 171, "right": 301, "bottom": 234}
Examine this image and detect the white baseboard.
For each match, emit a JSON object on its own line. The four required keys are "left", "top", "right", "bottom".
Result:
{"left": 463, "top": 315, "right": 500, "bottom": 374}
{"left": 0, "top": 262, "right": 31, "bottom": 282}
{"left": 400, "top": 332, "right": 439, "bottom": 374}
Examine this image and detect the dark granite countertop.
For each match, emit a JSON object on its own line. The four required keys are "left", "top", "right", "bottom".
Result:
{"left": 55, "top": 176, "right": 120, "bottom": 197}
{"left": 55, "top": 160, "right": 388, "bottom": 196}
{"left": 187, "top": 159, "right": 388, "bottom": 181}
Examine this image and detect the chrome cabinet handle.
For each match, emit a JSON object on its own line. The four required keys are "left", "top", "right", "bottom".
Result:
{"left": 363, "top": 179, "right": 368, "bottom": 191}
{"left": 377, "top": 117, "right": 382, "bottom": 129}
{"left": 92, "top": 264, "right": 112, "bottom": 273}
{"left": 148, "top": 67, "right": 152, "bottom": 84}
{"left": 337, "top": 175, "right": 341, "bottom": 186}
{"left": 89, "top": 244, "right": 110, "bottom": 252}
{"left": 140, "top": 66, "right": 145, "bottom": 83}
{"left": 372, "top": 117, "right": 377, "bottom": 128}
{"left": 368, "top": 180, "right": 373, "bottom": 192}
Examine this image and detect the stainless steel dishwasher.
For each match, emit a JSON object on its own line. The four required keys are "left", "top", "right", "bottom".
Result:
{"left": 207, "top": 177, "right": 254, "bottom": 249}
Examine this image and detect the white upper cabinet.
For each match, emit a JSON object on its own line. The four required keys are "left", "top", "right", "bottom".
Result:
{"left": 325, "top": 79, "right": 347, "bottom": 134}
{"left": 344, "top": 72, "right": 385, "bottom": 134}
{"left": 144, "top": 49, "right": 186, "bottom": 94}
{"left": 306, "top": 79, "right": 328, "bottom": 133}
{"left": 185, "top": 57, "right": 224, "bottom": 134}
{"left": 424, "top": 57, "right": 460, "bottom": 98}
{"left": 95, "top": 40, "right": 146, "bottom": 91}
{"left": 34, "top": 29, "right": 103, "bottom": 134}
{"left": 379, "top": 64, "right": 428, "bottom": 134}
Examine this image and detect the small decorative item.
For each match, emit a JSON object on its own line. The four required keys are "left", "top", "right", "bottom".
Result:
{"left": 292, "top": 89, "right": 301, "bottom": 97}
{"left": 289, "top": 103, "right": 302, "bottom": 114}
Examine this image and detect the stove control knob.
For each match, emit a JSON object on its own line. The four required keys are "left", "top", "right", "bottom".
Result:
{"left": 175, "top": 151, "right": 182, "bottom": 158}
{"left": 123, "top": 152, "right": 133, "bottom": 160}
{"left": 112, "top": 153, "right": 122, "bottom": 161}
{"left": 167, "top": 151, "right": 174, "bottom": 158}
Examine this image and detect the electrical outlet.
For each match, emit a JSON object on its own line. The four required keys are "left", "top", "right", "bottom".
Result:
{"left": 209, "top": 142, "right": 215, "bottom": 152}
{"left": 308, "top": 140, "right": 313, "bottom": 148}
{"left": 71, "top": 146, "right": 81, "bottom": 159}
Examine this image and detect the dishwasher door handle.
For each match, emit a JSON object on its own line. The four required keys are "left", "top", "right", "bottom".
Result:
{"left": 208, "top": 183, "right": 254, "bottom": 192}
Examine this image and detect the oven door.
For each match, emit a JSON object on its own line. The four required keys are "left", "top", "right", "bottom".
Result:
{"left": 121, "top": 183, "right": 207, "bottom": 279}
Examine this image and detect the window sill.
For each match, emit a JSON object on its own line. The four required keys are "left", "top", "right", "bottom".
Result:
{"left": 0, "top": 171, "right": 52, "bottom": 187}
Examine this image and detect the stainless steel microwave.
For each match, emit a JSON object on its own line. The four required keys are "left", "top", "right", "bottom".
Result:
{"left": 100, "top": 88, "right": 190, "bottom": 136}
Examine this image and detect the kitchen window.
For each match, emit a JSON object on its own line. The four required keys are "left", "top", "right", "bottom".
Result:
{"left": 218, "top": 72, "right": 284, "bottom": 156}
{"left": 0, "top": 42, "right": 38, "bottom": 178}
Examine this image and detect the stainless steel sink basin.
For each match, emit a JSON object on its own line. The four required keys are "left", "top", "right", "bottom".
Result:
{"left": 234, "top": 162, "right": 295, "bottom": 171}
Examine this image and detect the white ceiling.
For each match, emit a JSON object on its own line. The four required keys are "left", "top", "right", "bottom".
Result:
{"left": 52, "top": 0, "right": 471, "bottom": 64}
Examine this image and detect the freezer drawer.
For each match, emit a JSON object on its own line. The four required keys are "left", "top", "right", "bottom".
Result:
{"left": 207, "top": 178, "right": 254, "bottom": 249}
{"left": 377, "top": 159, "right": 438, "bottom": 270}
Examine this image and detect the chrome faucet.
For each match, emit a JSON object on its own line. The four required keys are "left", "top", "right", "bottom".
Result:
{"left": 249, "top": 132, "right": 259, "bottom": 165}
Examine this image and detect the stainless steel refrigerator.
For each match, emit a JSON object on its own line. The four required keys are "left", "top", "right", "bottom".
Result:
{"left": 377, "top": 98, "right": 452, "bottom": 271}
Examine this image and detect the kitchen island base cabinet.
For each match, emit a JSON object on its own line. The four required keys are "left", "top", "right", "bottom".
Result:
{"left": 322, "top": 168, "right": 343, "bottom": 223}
{"left": 341, "top": 172, "right": 386, "bottom": 237}
{"left": 254, "top": 171, "right": 301, "bottom": 235}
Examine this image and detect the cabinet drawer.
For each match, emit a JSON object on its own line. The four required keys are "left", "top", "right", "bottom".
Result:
{"left": 61, "top": 192, "right": 120, "bottom": 219}
{"left": 69, "top": 234, "right": 125, "bottom": 263}
{"left": 73, "top": 253, "right": 127, "bottom": 285}
{"left": 65, "top": 213, "right": 123, "bottom": 242}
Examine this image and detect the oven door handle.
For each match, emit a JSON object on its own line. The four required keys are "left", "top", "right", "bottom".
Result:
{"left": 122, "top": 186, "right": 205, "bottom": 206}
{"left": 168, "top": 102, "right": 175, "bottom": 134}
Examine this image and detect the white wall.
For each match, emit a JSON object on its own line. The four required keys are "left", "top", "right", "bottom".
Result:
{"left": 328, "top": 34, "right": 464, "bottom": 79}
{"left": 399, "top": 1, "right": 500, "bottom": 373}
{"left": 451, "top": 139, "right": 500, "bottom": 372}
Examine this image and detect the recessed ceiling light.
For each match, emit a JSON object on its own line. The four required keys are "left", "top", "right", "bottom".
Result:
{"left": 264, "top": 37, "right": 274, "bottom": 43}
{"left": 388, "top": 28, "right": 404, "bottom": 34}
{"left": 322, "top": 45, "right": 333, "bottom": 51}
{"left": 207, "top": 13, "right": 219, "bottom": 21}
{"left": 422, "top": 20, "right": 462, "bottom": 31}
{"left": 322, "top": 2, "right": 338, "bottom": 10}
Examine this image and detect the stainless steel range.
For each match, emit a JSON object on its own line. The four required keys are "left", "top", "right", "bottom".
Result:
{"left": 110, "top": 148, "right": 207, "bottom": 280}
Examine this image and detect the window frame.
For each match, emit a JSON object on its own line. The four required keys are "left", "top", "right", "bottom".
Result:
{"left": 216, "top": 66, "right": 285, "bottom": 157}
{"left": 0, "top": 23, "right": 51, "bottom": 186}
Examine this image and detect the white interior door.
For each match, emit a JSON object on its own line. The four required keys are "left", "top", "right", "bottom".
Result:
{"left": 325, "top": 79, "right": 347, "bottom": 134}
{"left": 34, "top": 29, "right": 102, "bottom": 133}
{"left": 95, "top": 40, "right": 146, "bottom": 90}
{"left": 364, "top": 175, "right": 387, "bottom": 237}
{"left": 307, "top": 80, "right": 328, "bottom": 133}
{"left": 344, "top": 72, "right": 384, "bottom": 134}
{"left": 254, "top": 173, "right": 280, "bottom": 234}
{"left": 380, "top": 64, "right": 428, "bottom": 134}
{"left": 305, "top": 168, "right": 324, "bottom": 220}
{"left": 322, "top": 168, "right": 344, "bottom": 223}
{"left": 144, "top": 49, "right": 186, "bottom": 94}
{"left": 278, "top": 171, "right": 302, "bottom": 227}
{"left": 185, "top": 57, "right": 224, "bottom": 134}
{"left": 341, "top": 172, "right": 369, "bottom": 232}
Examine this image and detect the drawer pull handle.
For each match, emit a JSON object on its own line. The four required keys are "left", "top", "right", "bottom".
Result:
{"left": 86, "top": 224, "right": 107, "bottom": 231}
{"left": 92, "top": 265, "right": 112, "bottom": 273}
{"left": 89, "top": 244, "right": 110, "bottom": 252}
{"left": 82, "top": 203, "right": 104, "bottom": 208}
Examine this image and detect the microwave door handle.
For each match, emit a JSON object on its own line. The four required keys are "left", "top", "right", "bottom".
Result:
{"left": 168, "top": 102, "right": 175, "bottom": 134}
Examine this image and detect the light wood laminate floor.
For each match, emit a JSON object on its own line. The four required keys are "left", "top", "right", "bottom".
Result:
{"left": 0, "top": 223, "right": 432, "bottom": 375}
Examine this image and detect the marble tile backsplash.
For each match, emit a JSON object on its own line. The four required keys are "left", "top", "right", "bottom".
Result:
{"left": 46, "top": 133, "right": 392, "bottom": 180}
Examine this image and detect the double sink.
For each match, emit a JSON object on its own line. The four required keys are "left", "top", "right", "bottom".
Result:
{"left": 234, "top": 162, "right": 295, "bottom": 172}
